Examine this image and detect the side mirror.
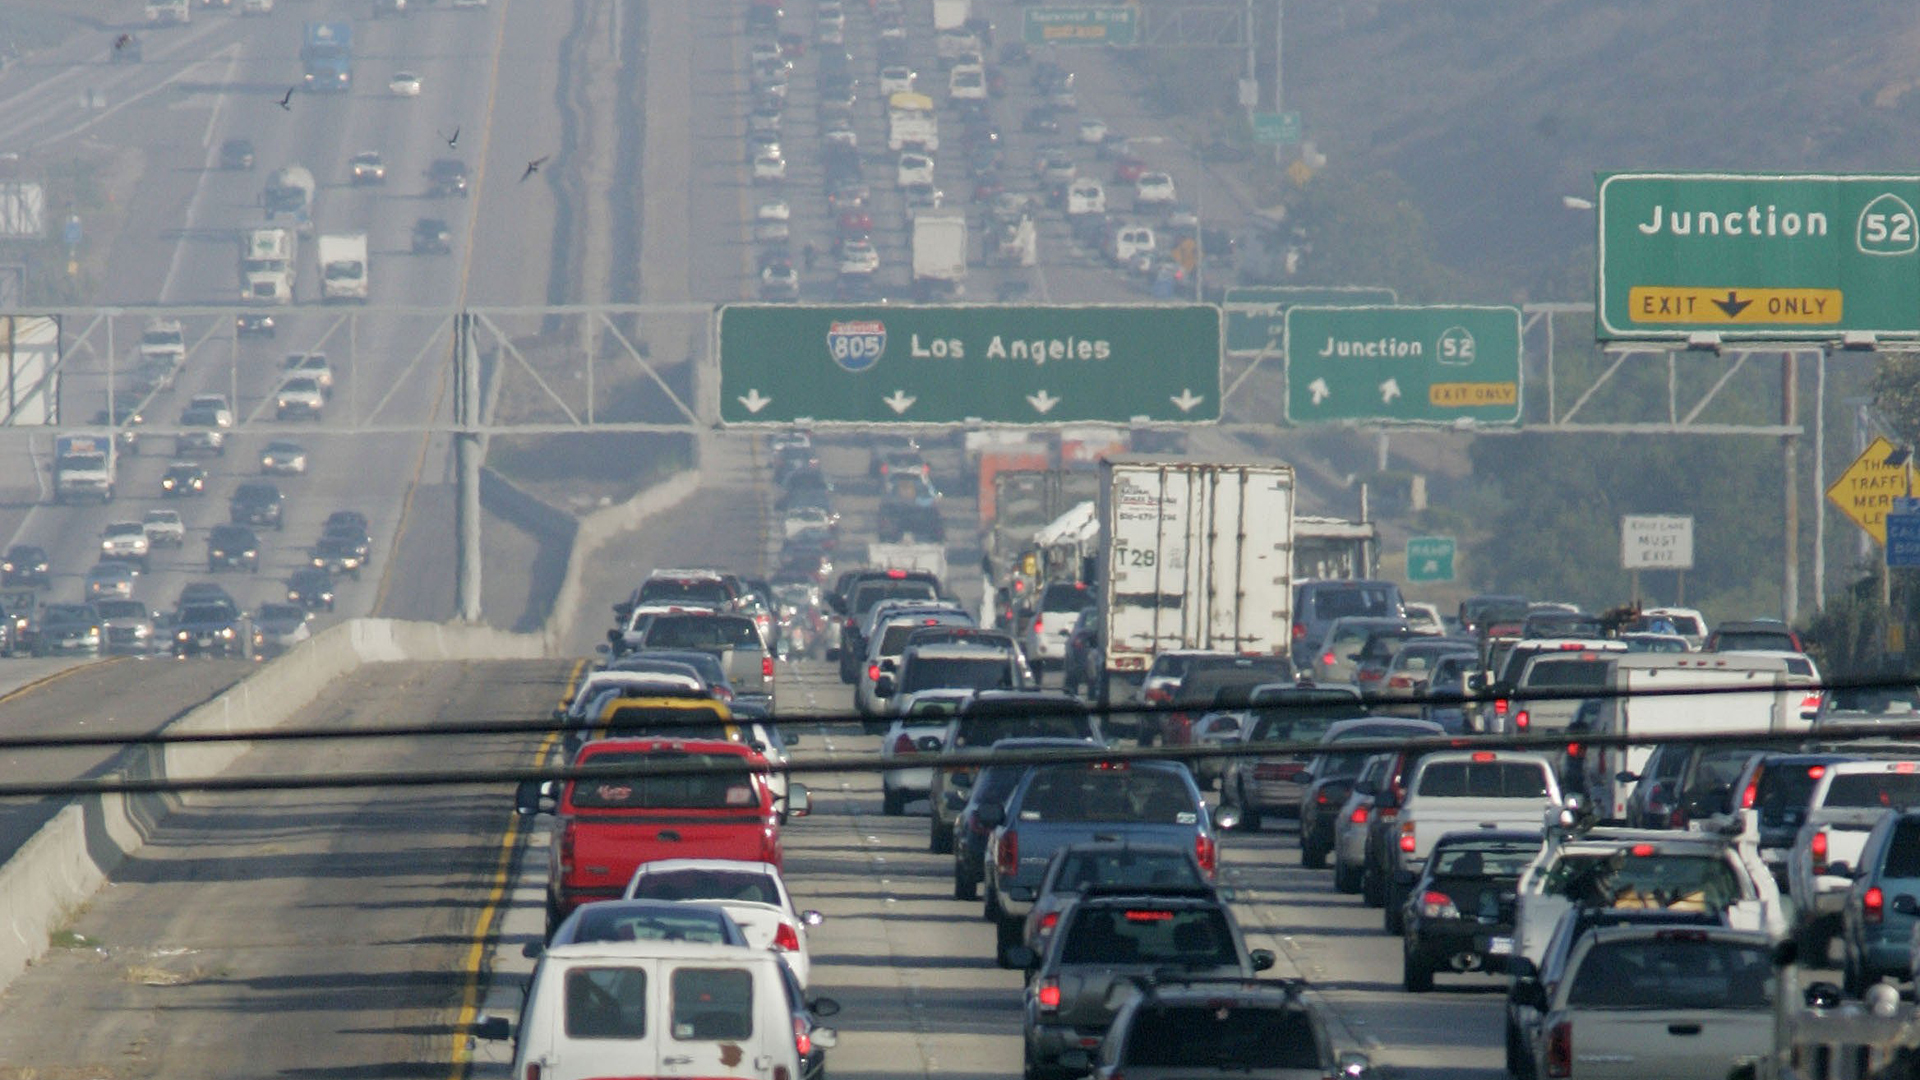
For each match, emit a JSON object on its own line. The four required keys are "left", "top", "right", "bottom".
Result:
{"left": 825, "top": 647, "right": 841, "bottom": 661}
{"left": 551, "top": 707, "right": 568, "bottom": 722}
{"left": 1336, "top": 1051, "right": 1371, "bottom": 1079}
{"left": 1615, "top": 771, "right": 1639, "bottom": 784}
{"left": 801, "top": 909, "right": 825, "bottom": 927}
{"left": 1213, "top": 805, "right": 1242, "bottom": 831}
{"left": 1055, "top": 1049, "right": 1091, "bottom": 1073}
{"left": 1827, "top": 861, "right": 1854, "bottom": 879}
{"left": 606, "top": 628, "right": 621, "bottom": 645}
{"left": 1514, "top": 978, "right": 1549, "bottom": 1012}
{"left": 786, "top": 783, "right": 811, "bottom": 818}
{"left": 977, "top": 804, "right": 1006, "bottom": 827}
{"left": 785, "top": 734, "right": 801, "bottom": 748}
{"left": 874, "top": 676, "right": 895, "bottom": 699}
{"left": 880, "top": 658, "right": 897, "bottom": 672}
{"left": 595, "top": 643, "right": 610, "bottom": 655}
{"left": 809, "top": 996, "right": 841, "bottom": 1018}
{"left": 515, "top": 779, "right": 555, "bottom": 817}
{"left": 1007, "top": 885, "right": 1035, "bottom": 902}
{"left": 1506, "top": 957, "right": 1537, "bottom": 980}
{"left": 1353, "top": 779, "right": 1377, "bottom": 796}
{"left": 1249, "top": 948, "right": 1276, "bottom": 972}
{"left": 945, "top": 789, "right": 968, "bottom": 810}
{"left": 521, "top": 940, "right": 543, "bottom": 959}
{"left": 1004, "top": 945, "right": 1036, "bottom": 970}
{"left": 474, "top": 1015, "right": 511, "bottom": 1042}
{"left": 810, "top": 1027, "right": 838, "bottom": 1050}
{"left": 916, "top": 735, "right": 943, "bottom": 752}
{"left": 825, "top": 595, "right": 847, "bottom": 615}
{"left": 952, "top": 771, "right": 975, "bottom": 788}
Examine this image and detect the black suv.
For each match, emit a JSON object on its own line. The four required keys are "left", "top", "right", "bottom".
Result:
{"left": 1071, "top": 977, "right": 1355, "bottom": 1080}
{"left": 207, "top": 525, "right": 261, "bottom": 573}
{"left": 230, "top": 482, "right": 285, "bottom": 530}
{"left": 412, "top": 217, "right": 452, "bottom": 254}
{"left": 2, "top": 545, "right": 50, "bottom": 588}
{"left": 286, "top": 567, "right": 336, "bottom": 612}
{"left": 427, "top": 158, "right": 470, "bottom": 197}
{"left": 219, "top": 137, "right": 255, "bottom": 170}
{"left": 161, "top": 461, "right": 208, "bottom": 496}
{"left": 173, "top": 601, "right": 246, "bottom": 658}
{"left": 310, "top": 534, "right": 365, "bottom": 578}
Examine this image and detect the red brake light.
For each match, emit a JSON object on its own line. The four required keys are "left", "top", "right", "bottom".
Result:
{"left": 1866, "top": 886, "right": 1886, "bottom": 923}
{"left": 1195, "top": 834, "right": 1216, "bottom": 875}
{"left": 1123, "top": 910, "right": 1174, "bottom": 921}
{"left": 868, "top": 664, "right": 881, "bottom": 681}
{"left": 1809, "top": 766, "right": 1827, "bottom": 779}
{"left": 1740, "top": 779, "right": 1759, "bottom": 809}
{"left": 526, "top": 1066, "right": 542, "bottom": 1080}
{"left": 1471, "top": 751, "right": 1497, "bottom": 763}
{"left": 886, "top": 569, "right": 906, "bottom": 578}
{"left": 1040, "top": 911, "right": 1059, "bottom": 932}
{"left": 1897, "top": 762, "right": 1918, "bottom": 774}
{"left": 793, "top": 1015, "right": 812, "bottom": 1057}
{"left": 997, "top": 831, "right": 1018, "bottom": 876}
{"left": 1322, "top": 651, "right": 1335, "bottom": 666}
{"left": 892, "top": 734, "right": 916, "bottom": 755}
{"left": 1037, "top": 979, "right": 1061, "bottom": 1011}
{"left": 1566, "top": 742, "right": 1583, "bottom": 758}
{"left": 1350, "top": 806, "right": 1370, "bottom": 824}
{"left": 1811, "top": 829, "right": 1829, "bottom": 872}
{"left": 1546, "top": 1022, "right": 1572, "bottom": 1079}
{"left": 1514, "top": 710, "right": 1530, "bottom": 730}
{"left": 1398, "top": 823, "right": 1416, "bottom": 853}
{"left": 1034, "top": 618, "right": 1044, "bottom": 633}
{"left": 1630, "top": 843, "right": 1656, "bottom": 857}
{"left": 763, "top": 655, "right": 775, "bottom": 678}
{"left": 1292, "top": 622, "right": 1305, "bottom": 640}
{"left": 774, "top": 922, "right": 801, "bottom": 951}
{"left": 1494, "top": 699, "right": 1509, "bottom": 716}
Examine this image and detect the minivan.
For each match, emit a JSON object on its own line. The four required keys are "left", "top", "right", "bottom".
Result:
{"left": 1292, "top": 580, "right": 1405, "bottom": 670}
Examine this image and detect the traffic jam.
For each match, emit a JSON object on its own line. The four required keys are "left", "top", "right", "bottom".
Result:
{"left": 468, "top": 411, "right": 1913, "bottom": 1080}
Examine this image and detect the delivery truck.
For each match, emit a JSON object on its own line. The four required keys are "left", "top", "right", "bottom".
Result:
{"left": 317, "top": 232, "right": 369, "bottom": 301}
{"left": 1095, "top": 457, "right": 1296, "bottom": 705}
{"left": 54, "top": 433, "right": 116, "bottom": 503}
{"left": 910, "top": 211, "right": 967, "bottom": 300}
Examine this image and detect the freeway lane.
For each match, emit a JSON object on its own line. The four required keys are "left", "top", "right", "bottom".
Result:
{"left": 0, "top": 657, "right": 569, "bottom": 1077}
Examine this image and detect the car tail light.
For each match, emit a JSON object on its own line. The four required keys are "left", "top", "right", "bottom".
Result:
{"left": 1494, "top": 698, "right": 1509, "bottom": 717}
{"left": 1398, "top": 823, "right": 1416, "bottom": 853}
{"left": 1388, "top": 674, "right": 1414, "bottom": 689}
{"left": 1292, "top": 622, "right": 1305, "bottom": 640}
{"left": 774, "top": 1067, "right": 790, "bottom": 1080}
{"left": 1514, "top": 709, "right": 1530, "bottom": 731}
{"left": 868, "top": 663, "right": 881, "bottom": 682}
{"left": 1322, "top": 651, "right": 1335, "bottom": 667}
{"left": 1812, "top": 829, "right": 1829, "bottom": 874}
{"left": 1356, "top": 668, "right": 1382, "bottom": 683}
{"left": 526, "top": 1066, "right": 541, "bottom": 1080}
{"left": 1350, "top": 806, "right": 1370, "bottom": 824}
{"left": 763, "top": 655, "right": 775, "bottom": 678}
{"left": 1040, "top": 910, "right": 1060, "bottom": 933}
{"left": 1036, "top": 978, "right": 1061, "bottom": 1012}
{"left": 793, "top": 1014, "right": 812, "bottom": 1057}
{"left": 1195, "top": 834, "right": 1216, "bottom": 875}
{"left": 1565, "top": 743, "right": 1583, "bottom": 758}
{"left": 893, "top": 733, "right": 919, "bottom": 755}
{"left": 1546, "top": 1022, "right": 1572, "bottom": 1078}
{"left": 1472, "top": 751, "right": 1497, "bottom": 763}
{"left": 998, "top": 831, "right": 1018, "bottom": 876}
{"left": 1253, "top": 762, "right": 1301, "bottom": 782}
{"left": 1866, "top": 886, "right": 1886, "bottom": 924}
{"left": 558, "top": 820, "right": 576, "bottom": 874}
{"left": 774, "top": 922, "right": 801, "bottom": 951}
{"left": 1034, "top": 618, "right": 1044, "bottom": 633}
{"left": 1418, "top": 890, "right": 1459, "bottom": 919}
{"left": 1740, "top": 777, "right": 1760, "bottom": 810}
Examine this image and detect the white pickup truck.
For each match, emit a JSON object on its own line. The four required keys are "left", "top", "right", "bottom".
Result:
{"left": 1382, "top": 750, "right": 1561, "bottom": 930}
{"left": 1786, "top": 758, "right": 1920, "bottom": 959}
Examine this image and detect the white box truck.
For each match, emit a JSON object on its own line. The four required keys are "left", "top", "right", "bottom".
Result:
{"left": 910, "top": 211, "right": 967, "bottom": 300}
{"left": 1095, "top": 457, "right": 1296, "bottom": 703}
{"left": 317, "top": 232, "right": 369, "bottom": 301}
{"left": 54, "top": 433, "right": 116, "bottom": 503}
{"left": 933, "top": 0, "right": 971, "bottom": 32}
{"left": 1582, "top": 653, "right": 1796, "bottom": 822}
{"left": 865, "top": 542, "right": 948, "bottom": 585}
{"left": 241, "top": 226, "right": 296, "bottom": 303}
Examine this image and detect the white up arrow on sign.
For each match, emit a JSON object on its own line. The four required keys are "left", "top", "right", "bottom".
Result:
{"left": 736, "top": 389, "right": 772, "bottom": 414}
{"left": 1379, "top": 378, "right": 1402, "bottom": 404}
{"left": 883, "top": 390, "right": 917, "bottom": 414}
{"left": 1026, "top": 390, "right": 1059, "bottom": 414}
{"left": 1308, "top": 378, "right": 1330, "bottom": 405}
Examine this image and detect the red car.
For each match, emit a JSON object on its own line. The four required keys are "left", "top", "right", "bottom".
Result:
{"left": 523, "top": 737, "right": 808, "bottom": 934}
{"left": 1112, "top": 154, "right": 1147, "bottom": 183}
{"left": 837, "top": 208, "right": 873, "bottom": 238}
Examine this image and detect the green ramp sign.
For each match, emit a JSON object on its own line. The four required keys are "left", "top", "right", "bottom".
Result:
{"left": 1597, "top": 172, "right": 1920, "bottom": 340}
{"left": 1224, "top": 286, "right": 1397, "bottom": 354}
{"left": 719, "top": 304, "right": 1221, "bottom": 425}
{"left": 1284, "top": 305, "right": 1522, "bottom": 426}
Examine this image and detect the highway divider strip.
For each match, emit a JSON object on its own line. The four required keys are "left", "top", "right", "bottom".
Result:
{"left": 0, "top": 618, "right": 547, "bottom": 1000}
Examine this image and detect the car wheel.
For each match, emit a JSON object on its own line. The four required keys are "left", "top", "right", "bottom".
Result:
{"left": 929, "top": 817, "right": 954, "bottom": 854}
{"left": 1362, "top": 858, "right": 1386, "bottom": 908}
{"left": 882, "top": 787, "right": 904, "bottom": 816}
{"left": 954, "top": 863, "right": 978, "bottom": 901}
{"left": 544, "top": 895, "right": 562, "bottom": 942}
{"left": 1333, "top": 856, "right": 1361, "bottom": 894}
{"left": 1239, "top": 801, "right": 1262, "bottom": 833}
{"left": 1301, "top": 834, "right": 1328, "bottom": 870}
{"left": 995, "top": 912, "right": 1023, "bottom": 968}
{"left": 1797, "top": 918, "right": 1834, "bottom": 967}
{"left": 1402, "top": 943, "right": 1434, "bottom": 993}
{"left": 1505, "top": 1022, "right": 1534, "bottom": 1080}
{"left": 1384, "top": 883, "right": 1407, "bottom": 935}
{"left": 1843, "top": 954, "right": 1869, "bottom": 999}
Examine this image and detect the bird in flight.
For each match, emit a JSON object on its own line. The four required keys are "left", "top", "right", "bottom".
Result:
{"left": 442, "top": 126, "right": 460, "bottom": 149}
{"left": 521, "top": 155, "right": 549, "bottom": 182}
{"left": 113, "top": 33, "right": 133, "bottom": 52}
{"left": 277, "top": 86, "right": 294, "bottom": 111}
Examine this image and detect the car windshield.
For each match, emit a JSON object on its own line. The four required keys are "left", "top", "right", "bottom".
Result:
{"left": 1061, "top": 906, "right": 1236, "bottom": 967}
{"left": 179, "top": 604, "right": 233, "bottom": 624}
{"left": 1541, "top": 852, "right": 1743, "bottom": 911}
{"left": 1822, "top": 771, "right": 1920, "bottom": 810}
{"left": 1521, "top": 658, "right": 1612, "bottom": 689}
{"left": 1715, "top": 630, "right": 1795, "bottom": 651}
{"left": 568, "top": 906, "right": 733, "bottom": 945}
{"left": 1431, "top": 843, "right": 1539, "bottom": 877}
{"left": 1312, "top": 587, "right": 1396, "bottom": 620}
{"left": 641, "top": 616, "right": 762, "bottom": 650}
{"left": 1567, "top": 937, "right": 1771, "bottom": 1010}
{"left": 1121, "top": 1005, "right": 1320, "bottom": 1069}
{"left": 1414, "top": 760, "right": 1551, "bottom": 798}
{"left": 1054, "top": 849, "right": 1203, "bottom": 893}
{"left": 628, "top": 868, "right": 780, "bottom": 907}
{"left": 902, "top": 656, "right": 1018, "bottom": 693}
{"left": 1039, "top": 583, "right": 1089, "bottom": 611}
{"left": 567, "top": 753, "right": 759, "bottom": 810}
{"left": 852, "top": 580, "right": 937, "bottom": 615}
{"left": 95, "top": 600, "right": 144, "bottom": 618}
{"left": 601, "top": 703, "right": 731, "bottom": 742}
{"left": 956, "top": 705, "right": 1093, "bottom": 747}
{"left": 1019, "top": 766, "right": 1194, "bottom": 824}
{"left": 639, "top": 579, "right": 731, "bottom": 606}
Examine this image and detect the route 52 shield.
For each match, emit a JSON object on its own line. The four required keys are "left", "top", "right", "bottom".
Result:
{"left": 826, "top": 320, "right": 887, "bottom": 373}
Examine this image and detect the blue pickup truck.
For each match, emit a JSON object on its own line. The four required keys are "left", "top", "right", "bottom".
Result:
{"left": 981, "top": 759, "right": 1217, "bottom": 965}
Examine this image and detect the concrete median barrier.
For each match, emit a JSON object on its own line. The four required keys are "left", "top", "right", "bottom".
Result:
{"left": 0, "top": 618, "right": 545, "bottom": 996}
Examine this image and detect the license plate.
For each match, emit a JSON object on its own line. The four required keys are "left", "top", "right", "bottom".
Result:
{"left": 197, "top": 636, "right": 214, "bottom": 646}
{"left": 1488, "top": 936, "right": 1513, "bottom": 956}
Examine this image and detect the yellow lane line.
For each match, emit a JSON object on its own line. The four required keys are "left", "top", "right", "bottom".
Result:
{"left": 0, "top": 656, "right": 128, "bottom": 708}
{"left": 444, "top": 658, "right": 585, "bottom": 1079}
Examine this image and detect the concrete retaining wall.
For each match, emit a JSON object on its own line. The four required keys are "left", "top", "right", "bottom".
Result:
{"left": 542, "top": 468, "right": 702, "bottom": 654}
{"left": 0, "top": 618, "right": 545, "bottom": 997}
{"left": 480, "top": 467, "right": 581, "bottom": 633}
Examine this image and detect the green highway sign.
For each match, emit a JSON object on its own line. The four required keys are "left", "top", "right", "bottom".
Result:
{"left": 1022, "top": 6, "right": 1138, "bottom": 47}
{"left": 1251, "top": 112, "right": 1302, "bottom": 146}
{"left": 1223, "top": 285, "right": 1397, "bottom": 354}
{"left": 718, "top": 304, "right": 1221, "bottom": 426}
{"left": 1406, "top": 536, "right": 1456, "bottom": 583}
{"left": 1284, "top": 305, "right": 1523, "bottom": 426}
{"left": 1598, "top": 172, "right": 1920, "bottom": 340}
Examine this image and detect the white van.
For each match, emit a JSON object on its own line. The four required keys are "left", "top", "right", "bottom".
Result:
{"left": 482, "top": 941, "right": 835, "bottom": 1080}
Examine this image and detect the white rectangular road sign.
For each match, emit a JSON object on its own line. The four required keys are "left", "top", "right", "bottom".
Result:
{"left": 1621, "top": 514, "right": 1694, "bottom": 570}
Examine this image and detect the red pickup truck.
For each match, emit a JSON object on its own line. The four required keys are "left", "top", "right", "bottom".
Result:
{"left": 518, "top": 738, "right": 809, "bottom": 936}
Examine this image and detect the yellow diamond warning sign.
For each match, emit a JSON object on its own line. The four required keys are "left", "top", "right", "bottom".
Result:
{"left": 1628, "top": 287, "right": 1842, "bottom": 324}
{"left": 1827, "top": 436, "right": 1918, "bottom": 545}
